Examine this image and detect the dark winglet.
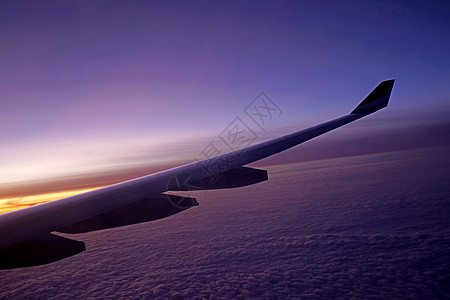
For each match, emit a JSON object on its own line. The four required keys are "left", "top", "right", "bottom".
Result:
{"left": 351, "top": 79, "right": 395, "bottom": 115}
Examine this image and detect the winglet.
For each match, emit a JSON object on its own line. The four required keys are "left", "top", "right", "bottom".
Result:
{"left": 351, "top": 79, "right": 395, "bottom": 115}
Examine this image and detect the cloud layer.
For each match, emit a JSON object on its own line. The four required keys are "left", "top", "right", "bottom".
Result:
{"left": 0, "top": 147, "right": 449, "bottom": 299}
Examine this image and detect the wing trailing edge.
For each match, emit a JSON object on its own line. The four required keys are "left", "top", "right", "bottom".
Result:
{"left": 57, "top": 195, "right": 198, "bottom": 234}
{"left": 0, "top": 234, "right": 85, "bottom": 269}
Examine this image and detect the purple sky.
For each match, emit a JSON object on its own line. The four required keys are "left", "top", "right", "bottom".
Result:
{"left": 1, "top": 1, "right": 450, "bottom": 196}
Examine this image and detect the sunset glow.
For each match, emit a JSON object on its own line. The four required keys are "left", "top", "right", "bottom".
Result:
{"left": 0, "top": 187, "right": 101, "bottom": 215}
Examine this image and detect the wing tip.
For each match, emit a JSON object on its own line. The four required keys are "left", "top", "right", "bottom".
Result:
{"left": 351, "top": 79, "right": 395, "bottom": 115}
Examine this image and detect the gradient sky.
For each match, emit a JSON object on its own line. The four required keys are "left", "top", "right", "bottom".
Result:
{"left": 1, "top": 1, "right": 450, "bottom": 206}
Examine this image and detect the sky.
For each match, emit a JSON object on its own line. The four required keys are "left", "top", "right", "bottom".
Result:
{"left": 1, "top": 0, "right": 450, "bottom": 209}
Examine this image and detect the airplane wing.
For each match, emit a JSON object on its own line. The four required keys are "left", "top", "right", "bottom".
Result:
{"left": 0, "top": 80, "right": 395, "bottom": 269}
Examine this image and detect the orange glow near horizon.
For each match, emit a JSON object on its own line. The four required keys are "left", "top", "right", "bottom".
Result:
{"left": 0, "top": 187, "right": 102, "bottom": 215}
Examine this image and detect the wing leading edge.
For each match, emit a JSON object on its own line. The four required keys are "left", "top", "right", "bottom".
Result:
{"left": 0, "top": 80, "right": 395, "bottom": 269}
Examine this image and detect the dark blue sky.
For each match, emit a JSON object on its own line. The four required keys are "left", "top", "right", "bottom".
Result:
{"left": 1, "top": 0, "right": 450, "bottom": 196}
